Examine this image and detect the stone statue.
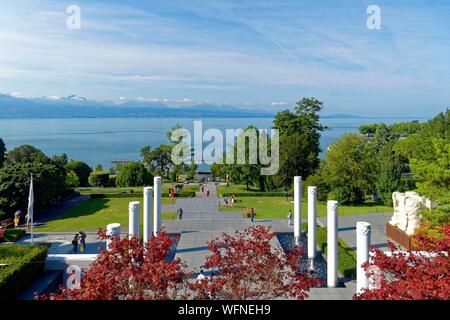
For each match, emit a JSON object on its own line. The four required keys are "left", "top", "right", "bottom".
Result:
{"left": 389, "top": 191, "right": 437, "bottom": 235}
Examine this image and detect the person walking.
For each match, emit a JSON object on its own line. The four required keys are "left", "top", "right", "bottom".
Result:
{"left": 79, "top": 231, "right": 87, "bottom": 252}
{"left": 206, "top": 189, "right": 210, "bottom": 197}
{"left": 72, "top": 234, "right": 80, "bottom": 253}
{"left": 287, "top": 210, "right": 293, "bottom": 226}
{"left": 250, "top": 208, "right": 256, "bottom": 223}
{"left": 196, "top": 269, "right": 207, "bottom": 282}
{"left": 231, "top": 196, "right": 235, "bottom": 207}
{"left": 178, "top": 207, "right": 183, "bottom": 220}
{"left": 13, "top": 210, "right": 22, "bottom": 228}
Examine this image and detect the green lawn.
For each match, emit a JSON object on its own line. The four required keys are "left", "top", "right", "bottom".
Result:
{"left": 220, "top": 196, "right": 392, "bottom": 219}
{"left": 37, "top": 197, "right": 177, "bottom": 232}
{"left": 217, "top": 184, "right": 283, "bottom": 196}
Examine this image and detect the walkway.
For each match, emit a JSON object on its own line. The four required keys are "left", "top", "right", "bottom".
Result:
{"left": 166, "top": 183, "right": 291, "bottom": 274}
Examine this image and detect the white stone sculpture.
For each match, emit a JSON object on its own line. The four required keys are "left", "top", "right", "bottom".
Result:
{"left": 106, "top": 223, "right": 121, "bottom": 251}
{"left": 143, "top": 187, "right": 153, "bottom": 243}
{"left": 307, "top": 186, "right": 317, "bottom": 260}
{"left": 153, "top": 176, "right": 162, "bottom": 237}
{"left": 294, "top": 176, "right": 302, "bottom": 245}
{"left": 356, "top": 222, "right": 371, "bottom": 294}
{"left": 390, "top": 191, "right": 437, "bottom": 235}
{"left": 327, "top": 200, "right": 339, "bottom": 288}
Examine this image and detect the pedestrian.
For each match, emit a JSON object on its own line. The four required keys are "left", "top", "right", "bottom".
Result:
{"left": 201, "top": 185, "right": 204, "bottom": 193}
{"left": 79, "top": 231, "right": 87, "bottom": 252}
{"left": 196, "top": 269, "right": 207, "bottom": 282}
{"left": 250, "top": 208, "right": 255, "bottom": 223}
{"left": 14, "top": 210, "right": 23, "bottom": 228}
{"left": 231, "top": 196, "right": 235, "bottom": 207}
{"left": 206, "top": 189, "right": 210, "bottom": 197}
{"left": 72, "top": 234, "right": 80, "bottom": 253}
{"left": 178, "top": 208, "right": 183, "bottom": 220}
{"left": 224, "top": 197, "right": 228, "bottom": 206}
{"left": 287, "top": 210, "right": 293, "bottom": 226}
{"left": 25, "top": 213, "right": 30, "bottom": 229}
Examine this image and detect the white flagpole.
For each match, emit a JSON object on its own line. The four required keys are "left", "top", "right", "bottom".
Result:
{"left": 28, "top": 174, "right": 34, "bottom": 245}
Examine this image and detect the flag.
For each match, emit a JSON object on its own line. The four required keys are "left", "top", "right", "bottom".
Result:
{"left": 28, "top": 174, "right": 34, "bottom": 244}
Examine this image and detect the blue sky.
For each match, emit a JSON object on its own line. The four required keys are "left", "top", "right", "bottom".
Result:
{"left": 0, "top": 0, "right": 449, "bottom": 116}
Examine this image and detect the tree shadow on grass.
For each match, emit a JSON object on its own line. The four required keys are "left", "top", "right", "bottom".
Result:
{"left": 37, "top": 198, "right": 109, "bottom": 227}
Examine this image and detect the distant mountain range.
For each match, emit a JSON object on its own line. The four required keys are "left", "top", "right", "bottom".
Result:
{"left": 0, "top": 93, "right": 368, "bottom": 119}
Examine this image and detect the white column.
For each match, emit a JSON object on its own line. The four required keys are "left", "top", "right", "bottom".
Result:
{"left": 128, "top": 201, "right": 140, "bottom": 239}
{"left": 356, "top": 221, "right": 371, "bottom": 294}
{"left": 106, "top": 223, "right": 121, "bottom": 251}
{"left": 327, "top": 200, "right": 339, "bottom": 288}
{"left": 153, "top": 176, "right": 162, "bottom": 236}
{"left": 307, "top": 186, "right": 317, "bottom": 260}
{"left": 143, "top": 187, "right": 153, "bottom": 243}
{"left": 293, "top": 176, "right": 302, "bottom": 245}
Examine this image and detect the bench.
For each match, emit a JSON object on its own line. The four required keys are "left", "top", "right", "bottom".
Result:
{"left": 0, "top": 218, "right": 13, "bottom": 229}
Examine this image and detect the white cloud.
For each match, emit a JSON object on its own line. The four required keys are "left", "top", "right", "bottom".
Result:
{"left": 271, "top": 102, "right": 287, "bottom": 106}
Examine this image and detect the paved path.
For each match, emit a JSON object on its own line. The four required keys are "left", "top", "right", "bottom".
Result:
{"left": 168, "top": 183, "right": 291, "bottom": 274}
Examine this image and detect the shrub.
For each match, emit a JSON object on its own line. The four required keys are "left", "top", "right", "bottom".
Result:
{"left": 0, "top": 245, "right": 48, "bottom": 300}
{"left": 88, "top": 171, "right": 110, "bottom": 187}
{"left": 66, "top": 161, "right": 92, "bottom": 187}
{"left": 2, "top": 229, "right": 26, "bottom": 242}
{"left": 65, "top": 170, "right": 80, "bottom": 188}
{"left": 0, "top": 210, "right": 8, "bottom": 221}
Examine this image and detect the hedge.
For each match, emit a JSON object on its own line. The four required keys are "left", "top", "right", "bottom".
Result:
{"left": 316, "top": 225, "right": 357, "bottom": 279}
{"left": 0, "top": 245, "right": 48, "bottom": 300}
{"left": 221, "top": 192, "right": 285, "bottom": 197}
{"left": 2, "top": 229, "right": 26, "bottom": 242}
{"left": 90, "top": 191, "right": 196, "bottom": 199}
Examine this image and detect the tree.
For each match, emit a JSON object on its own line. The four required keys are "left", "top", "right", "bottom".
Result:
{"left": 66, "top": 170, "right": 80, "bottom": 188}
{"left": 141, "top": 145, "right": 172, "bottom": 177}
{"left": 51, "top": 154, "right": 68, "bottom": 167}
{"left": 195, "top": 226, "right": 321, "bottom": 300}
{"left": 0, "top": 162, "right": 66, "bottom": 214}
{"left": 273, "top": 97, "right": 325, "bottom": 187}
{"left": 88, "top": 171, "right": 110, "bottom": 187}
{"left": 116, "top": 162, "right": 153, "bottom": 187}
{"left": 356, "top": 224, "right": 450, "bottom": 300}
{"left": 410, "top": 138, "right": 450, "bottom": 204}
{"left": 66, "top": 160, "right": 92, "bottom": 187}
{"left": 95, "top": 164, "right": 103, "bottom": 172}
{"left": 5, "top": 144, "right": 50, "bottom": 165}
{"left": 322, "top": 134, "right": 376, "bottom": 204}
{"left": 0, "top": 138, "right": 6, "bottom": 169}
{"left": 42, "top": 230, "right": 191, "bottom": 300}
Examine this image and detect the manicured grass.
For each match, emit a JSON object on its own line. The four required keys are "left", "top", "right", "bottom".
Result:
{"left": 37, "top": 197, "right": 176, "bottom": 232}
{"left": 220, "top": 196, "right": 392, "bottom": 219}
{"left": 316, "top": 225, "right": 357, "bottom": 279}
{"left": 2, "top": 229, "right": 26, "bottom": 242}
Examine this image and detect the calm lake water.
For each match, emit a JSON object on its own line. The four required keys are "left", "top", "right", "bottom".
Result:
{"left": 0, "top": 117, "right": 427, "bottom": 170}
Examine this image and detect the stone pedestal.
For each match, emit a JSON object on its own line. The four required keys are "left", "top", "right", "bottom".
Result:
{"left": 106, "top": 223, "right": 121, "bottom": 251}
{"left": 143, "top": 187, "right": 153, "bottom": 243}
{"left": 307, "top": 186, "right": 317, "bottom": 260}
{"left": 153, "top": 176, "right": 162, "bottom": 237}
{"left": 294, "top": 176, "right": 302, "bottom": 245}
{"left": 327, "top": 200, "right": 338, "bottom": 288}
{"left": 128, "top": 201, "right": 140, "bottom": 239}
{"left": 356, "top": 221, "right": 371, "bottom": 294}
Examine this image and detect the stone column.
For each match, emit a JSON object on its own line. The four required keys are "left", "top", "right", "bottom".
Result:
{"left": 106, "top": 223, "right": 121, "bottom": 251}
{"left": 128, "top": 201, "right": 140, "bottom": 239}
{"left": 307, "top": 186, "right": 317, "bottom": 260}
{"left": 356, "top": 221, "right": 371, "bottom": 294}
{"left": 294, "top": 176, "right": 302, "bottom": 245}
{"left": 143, "top": 187, "right": 153, "bottom": 243}
{"left": 327, "top": 200, "right": 339, "bottom": 288}
{"left": 153, "top": 176, "right": 162, "bottom": 236}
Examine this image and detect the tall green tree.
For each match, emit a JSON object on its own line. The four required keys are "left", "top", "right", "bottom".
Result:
{"left": 66, "top": 160, "right": 92, "bottom": 187}
{"left": 273, "top": 97, "right": 325, "bottom": 187}
{"left": 0, "top": 138, "right": 5, "bottom": 169}
{"left": 141, "top": 145, "right": 172, "bottom": 177}
{"left": 5, "top": 144, "right": 50, "bottom": 165}
{"left": 323, "top": 134, "right": 377, "bottom": 204}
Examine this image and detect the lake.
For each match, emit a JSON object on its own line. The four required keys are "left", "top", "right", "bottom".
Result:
{"left": 0, "top": 117, "right": 427, "bottom": 170}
